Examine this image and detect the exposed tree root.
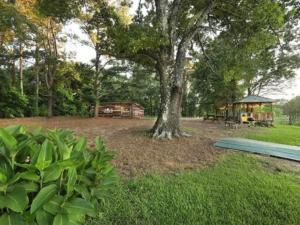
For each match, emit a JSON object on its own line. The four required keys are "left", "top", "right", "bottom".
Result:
{"left": 181, "top": 132, "right": 192, "bottom": 137}
{"left": 152, "top": 126, "right": 192, "bottom": 140}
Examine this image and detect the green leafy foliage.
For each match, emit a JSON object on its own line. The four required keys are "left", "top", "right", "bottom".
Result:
{"left": 0, "top": 125, "right": 117, "bottom": 225}
{"left": 36, "top": 0, "right": 83, "bottom": 21}
{"left": 0, "top": 73, "right": 28, "bottom": 118}
{"left": 283, "top": 96, "right": 300, "bottom": 125}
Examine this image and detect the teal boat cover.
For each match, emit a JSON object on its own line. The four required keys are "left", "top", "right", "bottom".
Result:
{"left": 215, "top": 138, "right": 300, "bottom": 161}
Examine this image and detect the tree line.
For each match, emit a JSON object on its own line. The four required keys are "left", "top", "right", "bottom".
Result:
{"left": 0, "top": 0, "right": 299, "bottom": 138}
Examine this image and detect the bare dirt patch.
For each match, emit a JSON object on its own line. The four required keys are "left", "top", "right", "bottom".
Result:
{"left": 0, "top": 117, "right": 237, "bottom": 176}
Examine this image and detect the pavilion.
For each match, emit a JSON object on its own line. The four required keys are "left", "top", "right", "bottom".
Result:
{"left": 233, "top": 95, "right": 275, "bottom": 124}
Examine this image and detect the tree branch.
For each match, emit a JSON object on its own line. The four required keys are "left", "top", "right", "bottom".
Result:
{"left": 198, "top": 36, "right": 217, "bottom": 75}
{"left": 168, "top": 0, "right": 181, "bottom": 57}
{"left": 182, "top": 1, "right": 214, "bottom": 44}
{"left": 155, "top": 0, "right": 169, "bottom": 32}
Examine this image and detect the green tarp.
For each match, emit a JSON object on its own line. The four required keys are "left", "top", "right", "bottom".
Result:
{"left": 215, "top": 138, "right": 300, "bottom": 161}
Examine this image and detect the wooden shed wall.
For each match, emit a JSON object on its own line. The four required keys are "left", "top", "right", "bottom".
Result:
{"left": 97, "top": 103, "right": 144, "bottom": 118}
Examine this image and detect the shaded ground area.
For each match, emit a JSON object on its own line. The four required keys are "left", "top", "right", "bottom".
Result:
{"left": 0, "top": 117, "right": 236, "bottom": 176}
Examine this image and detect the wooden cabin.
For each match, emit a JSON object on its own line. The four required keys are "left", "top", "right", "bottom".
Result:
{"left": 96, "top": 102, "right": 144, "bottom": 119}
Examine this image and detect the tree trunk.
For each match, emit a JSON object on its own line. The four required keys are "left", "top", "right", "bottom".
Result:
{"left": 152, "top": 56, "right": 186, "bottom": 139}
{"left": 247, "top": 87, "right": 252, "bottom": 96}
{"left": 146, "top": 0, "right": 211, "bottom": 138}
{"left": 94, "top": 99, "right": 99, "bottom": 117}
{"left": 46, "top": 66, "right": 54, "bottom": 117}
{"left": 9, "top": 60, "right": 16, "bottom": 86}
{"left": 47, "top": 88, "right": 53, "bottom": 117}
{"left": 152, "top": 82, "right": 184, "bottom": 139}
{"left": 93, "top": 42, "right": 101, "bottom": 118}
{"left": 151, "top": 34, "right": 192, "bottom": 138}
{"left": 93, "top": 76, "right": 100, "bottom": 117}
{"left": 43, "top": 18, "right": 58, "bottom": 118}
{"left": 35, "top": 45, "right": 40, "bottom": 116}
{"left": 182, "top": 69, "right": 189, "bottom": 117}
{"left": 19, "top": 43, "right": 24, "bottom": 95}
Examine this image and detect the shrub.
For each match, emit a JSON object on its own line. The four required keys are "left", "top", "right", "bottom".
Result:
{"left": 0, "top": 89, "right": 28, "bottom": 118}
{"left": 0, "top": 125, "right": 117, "bottom": 225}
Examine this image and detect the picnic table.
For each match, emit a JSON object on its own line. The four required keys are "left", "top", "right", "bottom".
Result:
{"left": 224, "top": 121, "right": 240, "bottom": 129}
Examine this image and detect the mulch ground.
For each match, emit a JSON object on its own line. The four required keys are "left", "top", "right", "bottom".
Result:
{"left": 0, "top": 117, "right": 238, "bottom": 176}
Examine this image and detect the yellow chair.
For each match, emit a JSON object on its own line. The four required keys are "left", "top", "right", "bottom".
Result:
{"left": 241, "top": 113, "right": 248, "bottom": 123}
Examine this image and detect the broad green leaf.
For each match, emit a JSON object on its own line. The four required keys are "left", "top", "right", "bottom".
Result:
{"left": 67, "top": 168, "right": 77, "bottom": 195}
{"left": 32, "top": 127, "right": 44, "bottom": 136}
{"left": 53, "top": 214, "right": 69, "bottom": 225}
{"left": 36, "top": 140, "right": 53, "bottom": 170}
{"left": 102, "top": 165, "right": 115, "bottom": 175}
{"left": 85, "top": 167, "right": 96, "bottom": 176}
{"left": 36, "top": 209, "right": 53, "bottom": 225}
{"left": 0, "top": 145, "right": 9, "bottom": 156}
{"left": 51, "top": 134, "right": 69, "bottom": 160}
{"left": 0, "top": 156, "right": 13, "bottom": 180}
{"left": 74, "top": 185, "right": 90, "bottom": 201}
{"left": 69, "top": 151, "right": 83, "bottom": 161}
{"left": 63, "top": 198, "right": 96, "bottom": 217}
{"left": 43, "top": 195, "right": 64, "bottom": 215}
{"left": 15, "top": 163, "right": 36, "bottom": 170}
{"left": 95, "top": 137, "right": 105, "bottom": 152}
{"left": 16, "top": 182, "right": 39, "bottom": 193}
{"left": 43, "top": 165, "right": 62, "bottom": 183}
{"left": 20, "top": 171, "right": 40, "bottom": 182}
{"left": 57, "top": 159, "right": 78, "bottom": 168}
{"left": 0, "top": 169, "right": 7, "bottom": 183}
{"left": 68, "top": 218, "right": 80, "bottom": 225}
{"left": 31, "top": 184, "right": 57, "bottom": 214}
{"left": 0, "top": 213, "right": 24, "bottom": 225}
{"left": 74, "top": 138, "right": 86, "bottom": 152}
{"left": 15, "top": 138, "right": 33, "bottom": 153}
{"left": 6, "top": 173, "right": 21, "bottom": 186}
{"left": 0, "top": 195, "right": 6, "bottom": 208}
{"left": 5, "top": 187, "right": 28, "bottom": 212}
{"left": 4, "top": 125, "right": 25, "bottom": 136}
{"left": 66, "top": 213, "right": 84, "bottom": 225}
{"left": 77, "top": 175, "right": 92, "bottom": 186}
{"left": 63, "top": 146, "right": 73, "bottom": 160}
{"left": 0, "top": 128, "right": 17, "bottom": 153}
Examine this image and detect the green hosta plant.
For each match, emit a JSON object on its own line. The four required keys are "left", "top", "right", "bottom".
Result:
{"left": 0, "top": 125, "right": 117, "bottom": 225}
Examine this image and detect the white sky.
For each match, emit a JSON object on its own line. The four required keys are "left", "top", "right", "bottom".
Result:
{"left": 62, "top": 1, "right": 300, "bottom": 100}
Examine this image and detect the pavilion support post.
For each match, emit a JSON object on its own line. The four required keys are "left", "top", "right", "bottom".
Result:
{"left": 271, "top": 103, "right": 273, "bottom": 122}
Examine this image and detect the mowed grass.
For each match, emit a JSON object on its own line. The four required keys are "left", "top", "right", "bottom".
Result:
{"left": 246, "top": 125, "right": 300, "bottom": 146}
{"left": 89, "top": 155, "right": 300, "bottom": 225}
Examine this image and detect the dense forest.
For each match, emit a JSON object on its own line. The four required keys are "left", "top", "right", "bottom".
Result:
{"left": 0, "top": 0, "right": 161, "bottom": 118}
{"left": 0, "top": 0, "right": 299, "bottom": 135}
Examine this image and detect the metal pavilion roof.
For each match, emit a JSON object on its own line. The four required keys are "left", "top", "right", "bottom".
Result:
{"left": 234, "top": 95, "right": 275, "bottom": 104}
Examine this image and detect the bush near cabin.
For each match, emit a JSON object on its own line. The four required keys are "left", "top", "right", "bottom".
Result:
{"left": 283, "top": 97, "right": 300, "bottom": 125}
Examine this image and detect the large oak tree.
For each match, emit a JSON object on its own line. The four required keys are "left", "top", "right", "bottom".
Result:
{"left": 111, "top": 0, "right": 297, "bottom": 138}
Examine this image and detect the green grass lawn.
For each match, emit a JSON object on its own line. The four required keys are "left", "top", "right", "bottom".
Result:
{"left": 89, "top": 155, "right": 300, "bottom": 225}
{"left": 246, "top": 125, "right": 300, "bottom": 146}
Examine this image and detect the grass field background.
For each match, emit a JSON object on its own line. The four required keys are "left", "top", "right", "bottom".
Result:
{"left": 246, "top": 125, "right": 300, "bottom": 146}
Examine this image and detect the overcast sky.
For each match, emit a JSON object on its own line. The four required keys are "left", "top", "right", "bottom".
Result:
{"left": 63, "top": 1, "right": 300, "bottom": 100}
